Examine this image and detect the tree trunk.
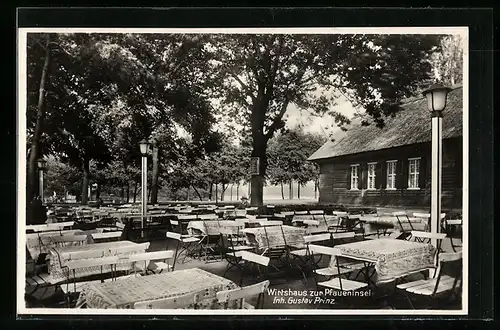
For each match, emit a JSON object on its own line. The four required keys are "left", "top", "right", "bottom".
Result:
{"left": 281, "top": 182, "right": 285, "bottom": 200}
{"left": 208, "top": 184, "right": 213, "bottom": 201}
{"left": 96, "top": 183, "right": 101, "bottom": 200}
{"left": 148, "top": 185, "right": 152, "bottom": 202}
{"left": 250, "top": 136, "right": 267, "bottom": 206}
{"left": 215, "top": 184, "right": 219, "bottom": 204}
{"left": 230, "top": 184, "right": 233, "bottom": 201}
{"left": 236, "top": 183, "right": 239, "bottom": 201}
{"left": 126, "top": 184, "right": 130, "bottom": 203}
{"left": 133, "top": 181, "right": 138, "bottom": 203}
{"left": 289, "top": 180, "right": 293, "bottom": 200}
{"left": 297, "top": 182, "right": 301, "bottom": 199}
{"left": 192, "top": 185, "right": 203, "bottom": 201}
{"left": 120, "top": 186, "right": 124, "bottom": 202}
{"left": 314, "top": 179, "right": 318, "bottom": 199}
{"left": 186, "top": 187, "right": 190, "bottom": 201}
{"left": 150, "top": 140, "right": 159, "bottom": 204}
{"left": 220, "top": 183, "right": 228, "bottom": 201}
{"left": 81, "top": 157, "right": 90, "bottom": 205}
{"left": 27, "top": 34, "right": 51, "bottom": 203}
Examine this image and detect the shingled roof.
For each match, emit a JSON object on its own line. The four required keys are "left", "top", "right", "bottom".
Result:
{"left": 308, "top": 86, "right": 463, "bottom": 161}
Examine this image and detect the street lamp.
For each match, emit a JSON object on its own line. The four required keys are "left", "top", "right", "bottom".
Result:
{"left": 422, "top": 83, "right": 451, "bottom": 249}
{"left": 37, "top": 159, "right": 47, "bottom": 203}
{"left": 139, "top": 139, "right": 150, "bottom": 238}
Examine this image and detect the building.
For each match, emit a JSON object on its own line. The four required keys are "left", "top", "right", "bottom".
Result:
{"left": 308, "top": 85, "right": 463, "bottom": 210}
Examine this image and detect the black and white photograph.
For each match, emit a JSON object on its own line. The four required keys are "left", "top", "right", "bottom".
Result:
{"left": 17, "top": 26, "right": 468, "bottom": 315}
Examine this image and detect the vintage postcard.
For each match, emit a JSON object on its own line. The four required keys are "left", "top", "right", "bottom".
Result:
{"left": 17, "top": 25, "right": 468, "bottom": 316}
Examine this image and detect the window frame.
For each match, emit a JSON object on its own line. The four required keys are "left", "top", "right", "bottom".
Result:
{"left": 407, "top": 157, "right": 421, "bottom": 190}
{"left": 367, "top": 162, "right": 377, "bottom": 190}
{"left": 350, "top": 164, "right": 359, "bottom": 190}
{"left": 386, "top": 160, "right": 397, "bottom": 190}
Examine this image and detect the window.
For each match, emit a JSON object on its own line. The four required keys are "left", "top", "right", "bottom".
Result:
{"left": 386, "top": 160, "right": 397, "bottom": 189}
{"left": 367, "top": 163, "right": 376, "bottom": 190}
{"left": 408, "top": 158, "right": 421, "bottom": 189}
{"left": 350, "top": 165, "right": 359, "bottom": 190}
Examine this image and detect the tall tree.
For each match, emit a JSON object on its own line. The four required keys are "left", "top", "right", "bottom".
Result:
{"left": 26, "top": 33, "right": 51, "bottom": 202}
{"left": 430, "top": 34, "right": 464, "bottom": 86}
{"left": 206, "top": 34, "right": 443, "bottom": 205}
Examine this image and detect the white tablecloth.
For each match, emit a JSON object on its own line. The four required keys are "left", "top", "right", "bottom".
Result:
{"left": 48, "top": 240, "right": 146, "bottom": 284}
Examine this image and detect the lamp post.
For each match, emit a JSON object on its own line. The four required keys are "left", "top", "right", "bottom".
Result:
{"left": 139, "top": 139, "right": 150, "bottom": 238}
{"left": 37, "top": 159, "right": 47, "bottom": 203}
{"left": 422, "top": 84, "right": 451, "bottom": 249}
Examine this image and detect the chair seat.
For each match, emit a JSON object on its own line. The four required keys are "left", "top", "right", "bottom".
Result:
{"left": 338, "top": 260, "right": 366, "bottom": 270}
{"left": 149, "top": 262, "right": 172, "bottom": 272}
{"left": 318, "top": 277, "right": 368, "bottom": 291}
{"left": 396, "top": 279, "right": 429, "bottom": 290}
{"left": 226, "top": 251, "right": 244, "bottom": 258}
{"left": 26, "top": 273, "right": 51, "bottom": 286}
{"left": 243, "top": 301, "right": 255, "bottom": 309}
{"left": 228, "top": 245, "right": 254, "bottom": 251}
{"left": 315, "top": 267, "right": 353, "bottom": 277}
{"left": 181, "top": 237, "right": 200, "bottom": 243}
{"left": 405, "top": 276, "right": 459, "bottom": 295}
{"left": 289, "top": 249, "right": 308, "bottom": 257}
{"left": 60, "top": 279, "right": 102, "bottom": 294}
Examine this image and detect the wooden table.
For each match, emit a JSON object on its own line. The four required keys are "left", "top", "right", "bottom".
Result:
{"left": 78, "top": 268, "right": 240, "bottom": 309}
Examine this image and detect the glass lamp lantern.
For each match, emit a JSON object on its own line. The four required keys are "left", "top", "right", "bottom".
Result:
{"left": 422, "top": 84, "right": 452, "bottom": 113}
{"left": 139, "top": 139, "right": 150, "bottom": 156}
{"left": 37, "top": 159, "right": 47, "bottom": 170}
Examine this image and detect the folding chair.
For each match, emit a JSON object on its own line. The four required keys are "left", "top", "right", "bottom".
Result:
{"left": 199, "top": 216, "right": 224, "bottom": 262}
{"left": 217, "top": 280, "right": 270, "bottom": 309}
{"left": 413, "top": 213, "right": 446, "bottom": 232}
{"left": 134, "top": 291, "right": 202, "bottom": 309}
{"left": 238, "top": 250, "right": 271, "bottom": 286}
{"left": 409, "top": 231, "right": 447, "bottom": 253}
{"left": 309, "top": 210, "right": 329, "bottom": 231}
{"left": 308, "top": 245, "right": 368, "bottom": 307}
{"left": 289, "top": 232, "right": 333, "bottom": 284}
{"left": 128, "top": 250, "right": 175, "bottom": 274}
{"left": 396, "top": 252, "right": 462, "bottom": 309}
{"left": 443, "top": 219, "right": 463, "bottom": 252}
{"left": 166, "top": 232, "right": 201, "bottom": 266}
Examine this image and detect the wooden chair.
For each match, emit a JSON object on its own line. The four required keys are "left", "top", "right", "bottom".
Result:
{"left": 396, "top": 252, "right": 462, "bottom": 309}
{"left": 216, "top": 280, "right": 270, "bottom": 309}
{"left": 289, "top": 232, "right": 333, "bottom": 283}
{"left": 166, "top": 232, "right": 201, "bottom": 266}
{"left": 443, "top": 219, "right": 463, "bottom": 252}
{"left": 221, "top": 224, "right": 254, "bottom": 277}
{"left": 238, "top": 250, "right": 270, "bottom": 286}
{"left": 392, "top": 211, "right": 414, "bottom": 232}
{"left": 308, "top": 245, "right": 368, "bottom": 306}
{"left": 199, "top": 217, "right": 223, "bottom": 262}
{"left": 413, "top": 212, "right": 446, "bottom": 232}
{"left": 134, "top": 291, "right": 202, "bottom": 309}
{"left": 128, "top": 250, "right": 175, "bottom": 274}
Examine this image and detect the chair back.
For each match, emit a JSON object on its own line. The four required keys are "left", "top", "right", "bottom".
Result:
{"left": 303, "top": 233, "right": 332, "bottom": 244}
{"left": 216, "top": 280, "right": 270, "bottom": 309}
{"left": 432, "top": 252, "right": 463, "bottom": 296}
{"left": 307, "top": 244, "right": 340, "bottom": 257}
{"left": 166, "top": 232, "right": 182, "bottom": 240}
{"left": 309, "top": 210, "right": 324, "bottom": 215}
{"left": 134, "top": 291, "right": 201, "bottom": 309}
{"left": 112, "top": 242, "right": 150, "bottom": 255}
{"left": 331, "top": 231, "right": 356, "bottom": 240}
{"left": 240, "top": 251, "right": 270, "bottom": 266}
{"left": 295, "top": 210, "right": 308, "bottom": 215}
{"left": 260, "top": 220, "right": 283, "bottom": 227}
{"left": 198, "top": 214, "right": 218, "bottom": 220}
{"left": 66, "top": 255, "right": 120, "bottom": 270}
{"left": 51, "top": 235, "right": 87, "bottom": 247}
{"left": 67, "top": 249, "right": 104, "bottom": 261}
{"left": 91, "top": 231, "right": 123, "bottom": 241}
